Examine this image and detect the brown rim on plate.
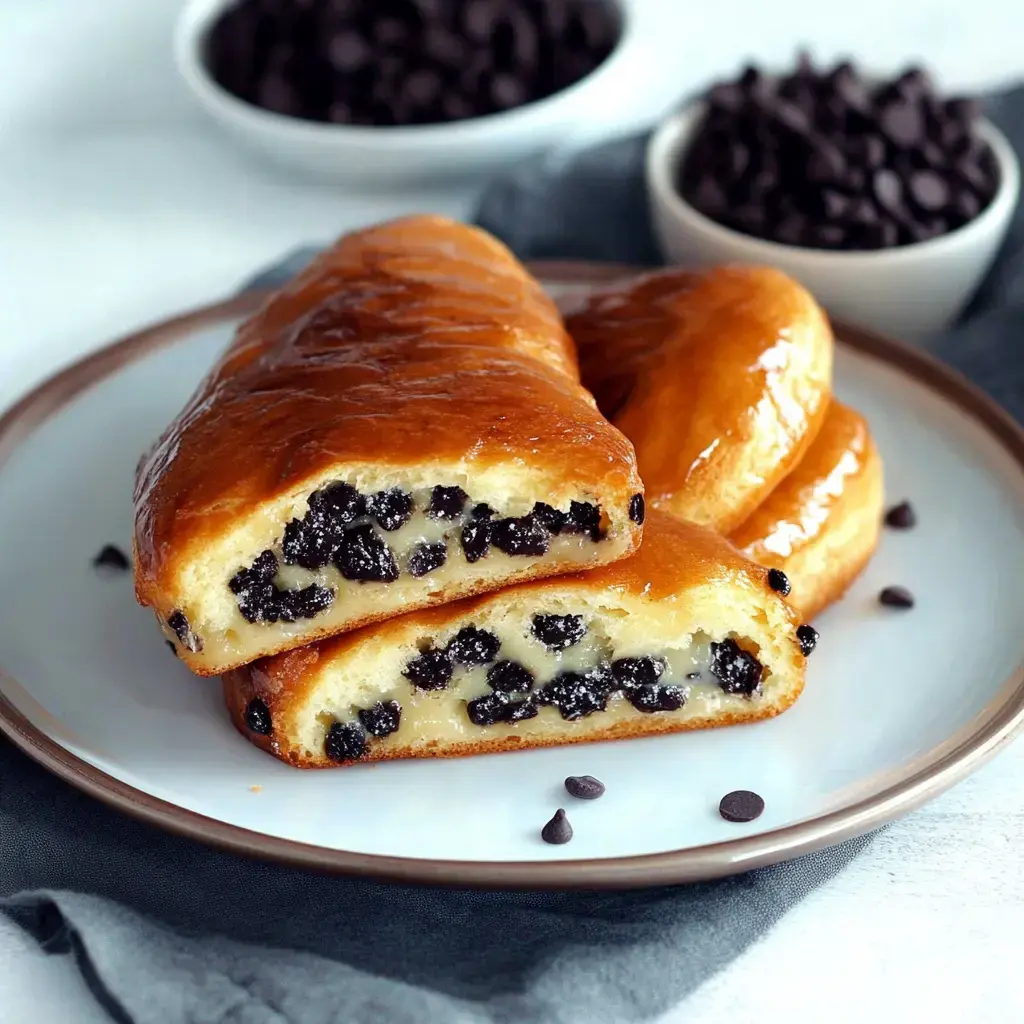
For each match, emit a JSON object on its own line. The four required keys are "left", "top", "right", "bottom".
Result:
{"left": 1, "top": 261, "right": 1024, "bottom": 890}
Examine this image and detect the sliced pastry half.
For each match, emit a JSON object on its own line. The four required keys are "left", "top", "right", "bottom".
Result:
{"left": 223, "top": 512, "right": 812, "bottom": 768}
{"left": 134, "top": 215, "right": 642, "bottom": 675}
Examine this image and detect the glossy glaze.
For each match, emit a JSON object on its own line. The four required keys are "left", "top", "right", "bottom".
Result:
{"left": 133, "top": 215, "right": 641, "bottom": 604}
{"left": 567, "top": 265, "right": 833, "bottom": 532}
{"left": 730, "top": 401, "right": 876, "bottom": 562}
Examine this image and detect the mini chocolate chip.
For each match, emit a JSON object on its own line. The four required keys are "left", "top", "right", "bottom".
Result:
{"left": 610, "top": 656, "right": 666, "bottom": 690}
{"left": 93, "top": 544, "right": 130, "bottom": 572}
{"left": 448, "top": 627, "right": 501, "bottom": 666}
{"left": 358, "top": 700, "right": 402, "bottom": 738}
{"left": 466, "top": 691, "right": 511, "bottom": 726}
{"left": 312, "top": 482, "right": 366, "bottom": 524}
{"left": 564, "top": 500, "right": 603, "bottom": 541}
{"left": 541, "top": 809, "right": 573, "bottom": 845}
{"left": 244, "top": 698, "right": 272, "bottom": 735}
{"left": 872, "top": 168, "right": 904, "bottom": 214}
{"left": 532, "top": 614, "right": 587, "bottom": 650}
{"left": 460, "top": 518, "right": 490, "bottom": 563}
{"left": 428, "top": 485, "right": 468, "bottom": 520}
{"left": 767, "top": 568, "right": 791, "bottom": 596}
{"left": 505, "top": 698, "right": 538, "bottom": 723}
{"left": 909, "top": 169, "right": 950, "bottom": 212}
{"left": 334, "top": 525, "right": 399, "bottom": 583}
{"left": 884, "top": 501, "right": 917, "bottom": 528}
{"left": 165, "top": 640, "right": 178, "bottom": 657}
{"left": 403, "top": 647, "right": 453, "bottom": 690}
{"left": 565, "top": 775, "right": 606, "bottom": 800}
{"left": 167, "top": 611, "right": 201, "bottom": 653}
{"left": 490, "top": 515, "right": 549, "bottom": 556}
{"left": 538, "top": 667, "right": 615, "bottom": 720}
{"left": 629, "top": 493, "right": 646, "bottom": 524}
{"left": 408, "top": 542, "right": 447, "bottom": 578}
{"left": 879, "top": 100, "right": 924, "bottom": 148}
{"left": 879, "top": 585, "right": 915, "bottom": 608}
{"left": 797, "top": 624, "right": 819, "bottom": 657}
{"left": 532, "top": 502, "right": 567, "bottom": 534}
{"left": 719, "top": 790, "right": 765, "bottom": 822}
{"left": 325, "top": 722, "right": 367, "bottom": 762}
{"left": 628, "top": 684, "right": 688, "bottom": 713}
{"left": 487, "top": 659, "right": 534, "bottom": 694}
{"left": 710, "top": 639, "right": 763, "bottom": 697}
{"left": 367, "top": 488, "right": 414, "bottom": 532}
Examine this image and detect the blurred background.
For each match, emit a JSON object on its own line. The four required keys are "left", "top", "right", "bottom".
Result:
{"left": 1, "top": 0, "right": 1021, "bottom": 403}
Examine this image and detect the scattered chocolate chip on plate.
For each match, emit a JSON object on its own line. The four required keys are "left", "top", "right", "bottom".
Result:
{"left": 565, "top": 775, "right": 605, "bottom": 800}
{"left": 879, "top": 585, "right": 915, "bottom": 608}
{"left": 541, "top": 808, "right": 573, "bottom": 845}
{"left": 92, "top": 544, "right": 130, "bottom": 572}
{"left": 719, "top": 790, "right": 765, "bottom": 823}
{"left": 884, "top": 501, "right": 917, "bottom": 529}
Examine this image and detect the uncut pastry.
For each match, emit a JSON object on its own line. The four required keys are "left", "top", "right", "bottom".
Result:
{"left": 134, "top": 216, "right": 643, "bottom": 676}
{"left": 224, "top": 512, "right": 810, "bottom": 768}
{"left": 730, "top": 401, "right": 884, "bottom": 619}
{"left": 568, "top": 265, "right": 833, "bottom": 534}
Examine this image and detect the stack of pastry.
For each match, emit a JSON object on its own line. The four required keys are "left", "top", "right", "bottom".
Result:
{"left": 133, "top": 216, "right": 881, "bottom": 768}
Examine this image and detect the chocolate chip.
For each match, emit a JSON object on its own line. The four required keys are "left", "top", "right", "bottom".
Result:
{"left": 167, "top": 611, "right": 201, "bottom": 653}
{"left": 565, "top": 775, "right": 605, "bottom": 800}
{"left": 403, "top": 647, "right": 453, "bottom": 690}
{"left": 490, "top": 515, "right": 549, "bottom": 556}
{"left": 884, "top": 501, "right": 917, "bottom": 529}
{"left": 879, "top": 585, "right": 915, "bottom": 608}
{"left": 909, "top": 169, "right": 950, "bottom": 212}
{"left": 325, "top": 722, "right": 367, "bottom": 762}
{"left": 879, "top": 100, "right": 924, "bottom": 148}
{"left": 628, "top": 684, "right": 688, "bottom": 713}
{"left": 538, "top": 667, "right": 615, "bottom": 720}
{"left": 532, "top": 502, "right": 568, "bottom": 534}
{"left": 505, "top": 698, "right": 538, "bottom": 722}
{"left": 367, "top": 488, "right": 414, "bottom": 532}
{"left": 358, "top": 700, "right": 402, "bottom": 738}
{"left": 460, "top": 517, "right": 491, "bottom": 563}
{"left": 312, "top": 482, "right": 366, "bottom": 524}
{"left": 767, "top": 568, "right": 791, "bottom": 596}
{"left": 610, "top": 656, "right": 666, "bottom": 690}
{"left": 244, "top": 698, "right": 272, "bottom": 735}
{"left": 563, "top": 500, "right": 603, "bottom": 541}
{"left": 719, "top": 790, "right": 765, "bottom": 823}
{"left": 710, "top": 639, "right": 763, "bottom": 697}
{"left": 531, "top": 614, "right": 587, "bottom": 650}
{"left": 428, "top": 485, "right": 468, "bottom": 520}
{"left": 797, "top": 624, "right": 819, "bottom": 657}
{"left": 448, "top": 627, "right": 501, "bottom": 666}
{"left": 93, "top": 544, "right": 130, "bottom": 572}
{"left": 628, "top": 493, "right": 645, "bottom": 524}
{"left": 408, "top": 542, "right": 447, "bottom": 578}
{"left": 541, "top": 808, "right": 573, "bottom": 845}
{"left": 334, "top": 525, "right": 399, "bottom": 583}
{"left": 487, "top": 659, "right": 534, "bottom": 693}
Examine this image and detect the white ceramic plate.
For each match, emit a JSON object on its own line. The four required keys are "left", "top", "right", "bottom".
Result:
{"left": 2, "top": 264, "right": 1023, "bottom": 889}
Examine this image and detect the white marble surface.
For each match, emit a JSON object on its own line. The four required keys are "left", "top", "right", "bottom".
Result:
{"left": 1, "top": 1, "right": 1023, "bottom": 1021}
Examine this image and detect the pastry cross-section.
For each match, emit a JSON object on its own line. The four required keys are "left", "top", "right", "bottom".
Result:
{"left": 133, "top": 216, "right": 643, "bottom": 675}
{"left": 223, "top": 512, "right": 808, "bottom": 768}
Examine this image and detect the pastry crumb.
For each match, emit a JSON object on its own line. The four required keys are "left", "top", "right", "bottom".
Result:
{"left": 249, "top": 784, "right": 262, "bottom": 793}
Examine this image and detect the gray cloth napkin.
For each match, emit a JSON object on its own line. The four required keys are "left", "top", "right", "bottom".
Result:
{"left": 2, "top": 83, "right": 1022, "bottom": 1024}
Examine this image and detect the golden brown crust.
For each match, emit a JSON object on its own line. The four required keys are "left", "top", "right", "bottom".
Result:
{"left": 133, "top": 215, "right": 642, "bottom": 670}
{"left": 567, "top": 265, "right": 833, "bottom": 533}
{"left": 223, "top": 512, "right": 805, "bottom": 768}
{"left": 730, "top": 401, "right": 885, "bottom": 619}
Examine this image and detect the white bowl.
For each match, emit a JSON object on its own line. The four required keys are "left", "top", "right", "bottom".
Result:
{"left": 175, "top": 0, "right": 635, "bottom": 185}
{"left": 646, "top": 102, "right": 1020, "bottom": 339}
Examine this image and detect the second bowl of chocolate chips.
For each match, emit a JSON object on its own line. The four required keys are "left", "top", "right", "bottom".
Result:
{"left": 646, "top": 56, "right": 1020, "bottom": 339}
{"left": 175, "top": 0, "right": 630, "bottom": 184}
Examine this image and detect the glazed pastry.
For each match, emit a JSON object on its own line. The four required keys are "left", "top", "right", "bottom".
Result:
{"left": 223, "top": 512, "right": 809, "bottom": 768}
{"left": 134, "top": 216, "right": 643, "bottom": 676}
{"left": 567, "top": 265, "right": 833, "bottom": 534}
{"left": 730, "top": 401, "right": 884, "bottom": 619}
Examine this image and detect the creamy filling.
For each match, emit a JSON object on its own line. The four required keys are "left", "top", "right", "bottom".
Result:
{"left": 226, "top": 483, "right": 608, "bottom": 628}
{"left": 243, "top": 615, "right": 767, "bottom": 762}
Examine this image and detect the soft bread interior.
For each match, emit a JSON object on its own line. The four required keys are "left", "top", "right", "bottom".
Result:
{"left": 227, "top": 565, "right": 804, "bottom": 768}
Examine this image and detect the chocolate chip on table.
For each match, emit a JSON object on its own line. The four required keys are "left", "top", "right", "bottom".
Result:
{"left": 408, "top": 542, "right": 447, "bottom": 578}
{"left": 884, "top": 500, "right": 917, "bottom": 529}
{"left": 796, "top": 624, "right": 819, "bottom": 657}
{"left": 358, "top": 700, "right": 402, "bottom": 738}
{"left": 565, "top": 775, "right": 606, "bottom": 800}
{"left": 679, "top": 55, "right": 998, "bottom": 251}
{"left": 403, "top": 647, "right": 453, "bottom": 690}
{"left": 244, "top": 698, "right": 272, "bottom": 735}
{"left": 448, "top": 626, "right": 501, "bottom": 666}
{"left": 628, "top": 493, "right": 645, "bottom": 524}
{"left": 93, "top": 544, "right": 130, "bottom": 572}
{"left": 325, "top": 721, "right": 367, "bottom": 762}
{"left": 719, "top": 790, "right": 765, "bottom": 823}
{"left": 879, "top": 585, "right": 915, "bottom": 608}
{"left": 532, "top": 614, "right": 587, "bottom": 650}
{"left": 541, "top": 808, "right": 574, "bottom": 845}
{"left": 767, "top": 568, "right": 791, "bottom": 597}
{"left": 205, "top": 0, "right": 619, "bottom": 128}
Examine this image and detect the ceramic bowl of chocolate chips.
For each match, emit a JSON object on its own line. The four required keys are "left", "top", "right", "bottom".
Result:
{"left": 646, "top": 56, "right": 1020, "bottom": 339}
{"left": 175, "top": 0, "right": 630, "bottom": 184}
